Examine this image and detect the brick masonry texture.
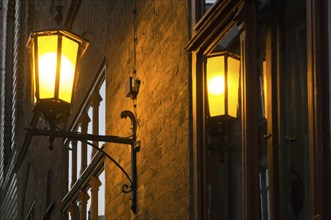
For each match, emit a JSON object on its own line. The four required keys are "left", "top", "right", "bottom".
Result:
{"left": 72, "top": 0, "right": 190, "bottom": 219}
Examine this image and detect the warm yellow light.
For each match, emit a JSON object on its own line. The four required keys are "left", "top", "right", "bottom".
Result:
{"left": 38, "top": 52, "right": 75, "bottom": 101}
{"left": 27, "top": 29, "right": 89, "bottom": 122}
{"left": 58, "top": 54, "right": 75, "bottom": 102}
{"left": 208, "top": 75, "right": 225, "bottom": 95}
{"left": 207, "top": 56, "right": 225, "bottom": 117}
{"left": 37, "top": 35, "right": 57, "bottom": 99}
{"left": 36, "top": 35, "right": 78, "bottom": 103}
{"left": 227, "top": 57, "right": 240, "bottom": 117}
{"left": 206, "top": 53, "right": 240, "bottom": 118}
{"left": 59, "top": 36, "right": 78, "bottom": 103}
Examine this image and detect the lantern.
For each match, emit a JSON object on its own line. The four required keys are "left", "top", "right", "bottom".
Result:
{"left": 206, "top": 51, "right": 240, "bottom": 123}
{"left": 27, "top": 30, "right": 89, "bottom": 123}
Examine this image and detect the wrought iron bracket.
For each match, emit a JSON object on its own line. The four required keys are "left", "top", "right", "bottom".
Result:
{"left": 26, "top": 110, "right": 139, "bottom": 214}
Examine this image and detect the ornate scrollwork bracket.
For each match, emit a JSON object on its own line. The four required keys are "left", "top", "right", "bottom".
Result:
{"left": 26, "top": 110, "right": 139, "bottom": 213}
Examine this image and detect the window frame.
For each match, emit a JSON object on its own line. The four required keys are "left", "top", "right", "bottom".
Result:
{"left": 60, "top": 60, "right": 106, "bottom": 219}
{"left": 186, "top": 0, "right": 261, "bottom": 218}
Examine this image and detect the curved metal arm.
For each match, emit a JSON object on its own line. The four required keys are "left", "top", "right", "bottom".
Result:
{"left": 77, "top": 139, "right": 133, "bottom": 192}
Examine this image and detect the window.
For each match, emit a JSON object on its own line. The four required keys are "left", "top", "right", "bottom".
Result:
{"left": 205, "top": 0, "right": 218, "bottom": 11}
{"left": 190, "top": 0, "right": 331, "bottom": 218}
{"left": 63, "top": 64, "right": 106, "bottom": 220}
{"left": 204, "top": 24, "right": 242, "bottom": 220}
{"left": 187, "top": 1, "right": 245, "bottom": 218}
{"left": 259, "top": 168, "right": 270, "bottom": 220}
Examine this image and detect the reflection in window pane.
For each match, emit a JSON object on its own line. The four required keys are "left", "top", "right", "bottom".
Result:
{"left": 259, "top": 169, "right": 270, "bottom": 220}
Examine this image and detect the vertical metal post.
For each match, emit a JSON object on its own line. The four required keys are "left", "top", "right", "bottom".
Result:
{"left": 131, "top": 143, "right": 137, "bottom": 213}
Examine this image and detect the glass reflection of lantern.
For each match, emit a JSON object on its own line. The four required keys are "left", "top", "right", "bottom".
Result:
{"left": 206, "top": 51, "right": 240, "bottom": 132}
{"left": 27, "top": 30, "right": 89, "bottom": 123}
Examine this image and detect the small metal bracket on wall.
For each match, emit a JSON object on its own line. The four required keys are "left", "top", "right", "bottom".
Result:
{"left": 26, "top": 110, "right": 139, "bottom": 213}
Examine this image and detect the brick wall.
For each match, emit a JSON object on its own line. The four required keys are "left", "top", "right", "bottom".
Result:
{"left": 0, "top": 153, "right": 18, "bottom": 220}
{"left": 0, "top": 0, "right": 24, "bottom": 219}
{"left": 72, "top": 0, "right": 190, "bottom": 219}
{"left": 0, "top": 1, "right": 19, "bottom": 219}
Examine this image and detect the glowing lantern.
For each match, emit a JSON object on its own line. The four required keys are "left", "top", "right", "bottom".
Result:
{"left": 27, "top": 30, "right": 88, "bottom": 123}
{"left": 207, "top": 51, "right": 240, "bottom": 121}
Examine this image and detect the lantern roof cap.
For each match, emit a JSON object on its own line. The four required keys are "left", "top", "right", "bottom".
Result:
{"left": 26, "top": 29, "right": 89, "bottom": 56}
{"left": 207, "top": 50, "right": 240, "bottom": 60}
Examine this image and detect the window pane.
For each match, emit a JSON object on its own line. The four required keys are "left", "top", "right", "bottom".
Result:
{"left": 99, "top": 81, "right": 106, "bottom": 140}
{"left": 98, "top": 170, "right": 105, "bottom": 217}
{"left": 205, "top": 0, "right": 218, "bottom": 12}
{"left": 87, "top": 188, "right": 91, "bottom": 219}
{"left": 68, "top": 144, "right": 72, "bottom": 190}
{"left": 279, "top": 1, "right": 309, "bottom": 218}
{"left": 77, "top": 127, "right": 82, "bottom": 177}
{"left": 87, "top": 106, "right": 93, "bottom": 164}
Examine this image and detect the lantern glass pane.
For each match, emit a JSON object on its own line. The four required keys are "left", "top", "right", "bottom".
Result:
{"left": 58, "top": 36, "right": 79, "bottom": 103}
{"left": 37, "top": 35, "right": 58, "bottom": 99}
{"left": 207, "top": 55, "right": 225, "bottom": 117}
{"left": 227, "top": 56, "right": 240, "bottom": 117}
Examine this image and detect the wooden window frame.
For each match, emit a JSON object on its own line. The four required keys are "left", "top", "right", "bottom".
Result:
{"left": 188, "top": 0, "right": 330, "bottom": 219}
{"left": 186, "top": 0, "right": 260, "bottom": 219}
{"left": 306, "top": 0, "right": 331, "bottom": 218}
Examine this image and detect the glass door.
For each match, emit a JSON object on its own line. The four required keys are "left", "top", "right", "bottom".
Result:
{"left": 278, "top": 1, "right": 309, "bottom": 219}
{"left": 256, "top": 0, "right": 310, "bottom": 219}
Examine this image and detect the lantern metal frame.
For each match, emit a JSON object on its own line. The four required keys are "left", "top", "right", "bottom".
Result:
{"left": 26, "top": 30, "right": 139, "bottom": 214}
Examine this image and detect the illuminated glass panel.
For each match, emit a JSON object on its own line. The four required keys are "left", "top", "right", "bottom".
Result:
{"left": 227, "top": 56, "right": 240, "bottom": 117}
{"left": 59, "top": 36, "right": 79, "bottom": 103}
{"left": 207, "top": 55, "right": 225, "bottom": 117}
{"left": 98, "top": 171, "right": 105, "bottom": 217}
{"left": 37, "top": 35, "right": 58, "bottom": 99}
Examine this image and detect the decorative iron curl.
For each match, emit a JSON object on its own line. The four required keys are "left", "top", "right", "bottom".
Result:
{"left": 122, "top": 184, "right": 133, "bottom": 193}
